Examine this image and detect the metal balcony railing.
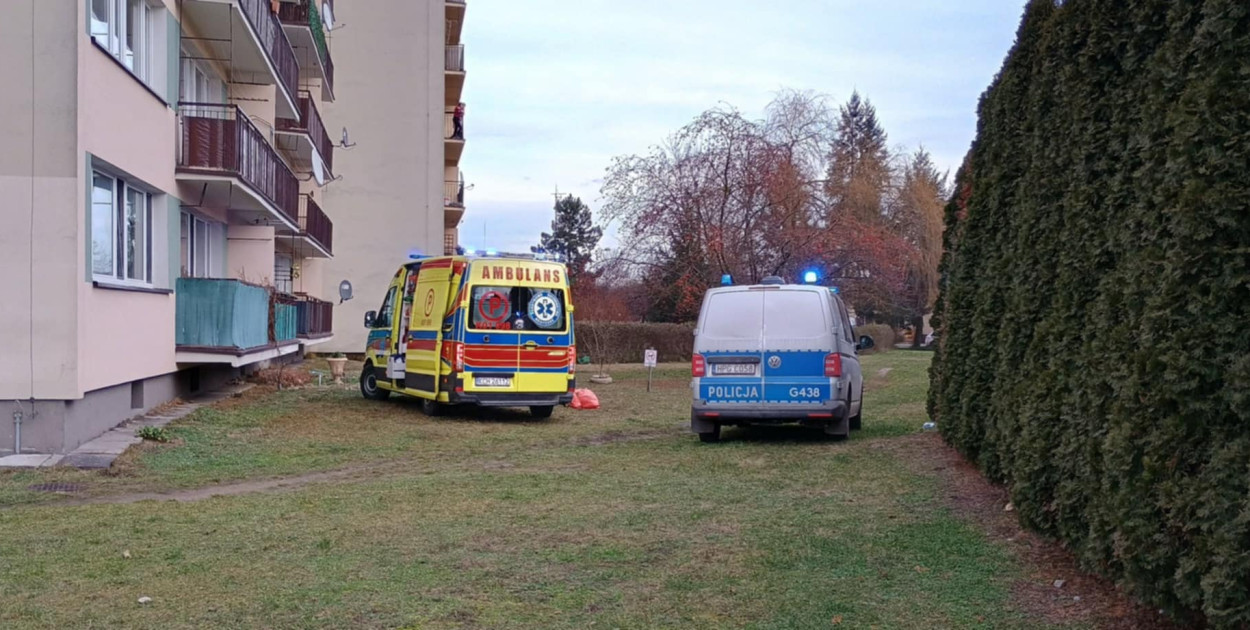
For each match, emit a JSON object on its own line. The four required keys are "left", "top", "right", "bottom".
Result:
{"left": 238, "top": 0, "right": 300, "bottom": 106}
{"left": 277, "top": 0, "right": 335, "bottom": 95}
{"left": 294, "top": 297, "right": 334, "bottom": 338}
{"left": 444, "top": 178, "right": 465, "bottom": 208}
{"left": 178, "top": 103, "right": 300, "bottom": 227}
{"left": 446, "top": 44, "right": 465, "bottom": 72}
{"left": 276, "top": 92, "right": 334, "bottom": 173}
{"left": 299, "top": 196, "right": 333, "bottom": 254}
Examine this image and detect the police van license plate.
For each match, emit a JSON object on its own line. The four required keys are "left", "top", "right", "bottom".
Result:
{"left": 713, "top": 363, "right": 757, "bottom": 376}
{"left": 474, "top": 376, "right": 512, "bottom": 388}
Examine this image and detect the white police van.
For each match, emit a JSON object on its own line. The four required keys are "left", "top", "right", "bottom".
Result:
{"left": 690, "top": 275, "right": 874, "bottom": 442}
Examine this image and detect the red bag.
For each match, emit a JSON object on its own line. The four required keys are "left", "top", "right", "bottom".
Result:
{"left": 570, "top": 388, "right": 600, "bottom": 410}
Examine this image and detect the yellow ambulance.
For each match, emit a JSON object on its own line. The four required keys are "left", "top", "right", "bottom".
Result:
{"left": 359, "top": 253, "right": 576, "bottom": 417}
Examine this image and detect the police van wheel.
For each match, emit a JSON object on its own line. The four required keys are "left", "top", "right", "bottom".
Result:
{"left": 421, "top": 397, "right": 443, "bottom": 416}
{"left": 698, "top": 424, "right": 722, "bottom": 443}
{"left": 360, "top": 364, "right": 389, "bottom": 401}
{"left": 850, "top": 387, "right": 863, "bottom": 431}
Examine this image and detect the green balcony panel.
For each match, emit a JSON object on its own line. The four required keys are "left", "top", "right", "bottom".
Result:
{"left": 176, "top": 278, "right": 271, "bottom": 350}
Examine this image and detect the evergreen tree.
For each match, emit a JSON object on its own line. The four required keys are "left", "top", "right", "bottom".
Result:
{"left": 533, "top": 195, "right": 603, "bottom": 284}
{"left": 826, "top": 91, "right": 891, "bottom": 224}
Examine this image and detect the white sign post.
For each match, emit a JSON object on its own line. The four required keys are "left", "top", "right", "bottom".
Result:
{"left": 644, "top": 348, "right": 658, "bottom": 392}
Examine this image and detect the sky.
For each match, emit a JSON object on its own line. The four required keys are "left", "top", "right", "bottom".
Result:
{"left": 457, "top": 0, "right": 1028, "bottom": 254}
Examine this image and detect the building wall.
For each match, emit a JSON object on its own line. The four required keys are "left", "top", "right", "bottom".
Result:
{"left": 320, "top": 0, "right": 446, "bottom": 352}
{"left": 228, "top": 225, "right": 277, "bottom": 285}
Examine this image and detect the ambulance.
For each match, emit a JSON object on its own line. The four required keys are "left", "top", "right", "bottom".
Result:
{"left": 359, "top": 253, "right": 575, "bottom": 417}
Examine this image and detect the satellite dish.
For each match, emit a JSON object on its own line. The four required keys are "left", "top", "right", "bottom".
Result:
{"left": 338, "top": 279, "right": 353, "bottom": 304}
{"left": 340, "top": 127, "right": 356, "bottom": 148}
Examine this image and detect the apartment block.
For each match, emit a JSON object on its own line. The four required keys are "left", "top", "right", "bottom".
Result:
{"left": 0, "top": 0, "right": 343, "bottom": 455}
{"left": 319, "top": 0, "right": 467, "bottom": 352}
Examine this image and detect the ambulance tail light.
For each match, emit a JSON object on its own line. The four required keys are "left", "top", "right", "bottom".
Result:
{"left": 825, "top": 353, "right": 842, "bottom": 378}
{"left": 692, "top": 354, "right": 707, "bottom": 378}
{"left": 569, "top": 346, "right": 577, "bottom": 373}
{"left": 455, "top": 343, "right": 465, "bottom": 372}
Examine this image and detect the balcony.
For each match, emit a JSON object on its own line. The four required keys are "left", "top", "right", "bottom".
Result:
{"left": 177, "top": 103, "right": 300, "bottom": 232}
{"left": 298, "top": 196, "right": 334, "bottom": 258}
{"left": 180, "top": 0, "right": 300, "bottom": 118}
{"left": 445, "top": 44, "right": 465, "bottom": 106}
{"left": 293, "top": 297, "right": 334, "bottom": 340}
{"left": 277, "top": 0, "right": 336, "bottom": 101}
{"left": 175, "top": 278, "right": 301, "bottom": 367}
{"left": 444, "top": 110, "right": 465, "bottom": 164}
{"left": 275, "top": 91, "right": 334, "bottom": 182}
{"left": 444, "top": 177, "right": 465, "bottom": 228}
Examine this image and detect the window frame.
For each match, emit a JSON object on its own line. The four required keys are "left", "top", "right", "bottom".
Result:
{"left": 92, "top": 169, "right": 153, "bottom": 287}
{"left": 90, "top": 0, "right": 158, "bottom": 86}
{"left": 181, "top": 211, "right": 220, "bottom": 279}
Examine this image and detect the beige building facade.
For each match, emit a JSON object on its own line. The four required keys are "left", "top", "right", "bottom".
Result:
{"left": 319, "top": 0, "right": 467, "bottom": 352}
{"left": 1, "top": 0, "right": 344, "bottom": 455}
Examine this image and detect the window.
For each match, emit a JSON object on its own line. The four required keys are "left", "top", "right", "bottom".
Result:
{"left": 469, "top": 286, "right": 567, "bottom": 332}
{"left": 91, "top": 0, "right": 158, "bottom": 83}
{"left": 702, "top": 291, "right": 764, "bottom": 340}
{"left": 92, "top": 171, "right": 152, "bottom": 284}
{"left": 274, "top": 254, "right": 293, "bottom": 295}
{"left": 834, "top": 296, "right": 855, "bottom": 343}
{"left": 763, "top": 290, "right": 826, "bottom": 338}
{"left": 180, "top": 57, "right": 224, "bottom": 105}
{"left": 376, "top": 288, "right": 397, "bottom": 329}
{"left": 181, "top": 212, "right": 221, "bottom": 278}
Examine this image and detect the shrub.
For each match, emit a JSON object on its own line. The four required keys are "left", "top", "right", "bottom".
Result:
{"left": 855, "top": 324, "right": 895, "bottom": 354}
{"left": 577, "top": 322, "right": 694, "bottom": 368}
{"left": 929, "top": 2, "right": 1250, "bottom": 626}
{"left": 135, "top": 426, "right": 171, "bottom": 443}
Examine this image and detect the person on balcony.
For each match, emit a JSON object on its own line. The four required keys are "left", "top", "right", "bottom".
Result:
{"left": 452, "top": 102, "right": 465, "bottom": 140}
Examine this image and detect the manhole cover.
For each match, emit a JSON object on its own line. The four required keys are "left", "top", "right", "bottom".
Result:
{"left": 27, "top": 483, "right": 85, "bottom": 494}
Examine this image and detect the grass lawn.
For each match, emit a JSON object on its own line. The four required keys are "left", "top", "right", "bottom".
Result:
{"left": 0, "top": 352, "right": 1048, "bottom": 629}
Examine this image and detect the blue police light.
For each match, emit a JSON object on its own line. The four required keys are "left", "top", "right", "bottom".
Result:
{"left": 803, "top": 270, "right": 819, "bottom": 284}
{"left": 408, "top": 248, "right": 425, "bottom": 260}
{"left": 465, "top": 246, "right": 477, "bottom": 256}
{"left": 830, "top": 286, "right": 840, "bottom": 294}
{"left": 721, "top": 274, "right": 733, "bottom": 286}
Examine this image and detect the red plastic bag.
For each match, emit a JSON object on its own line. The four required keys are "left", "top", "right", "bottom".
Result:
{"left": 570, "top": 388, "right": 600, "bottom": 410}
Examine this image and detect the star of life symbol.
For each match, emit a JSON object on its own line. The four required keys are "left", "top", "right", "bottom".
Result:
{"left": 529, "top": 291, "right": 561, "bottom": 328}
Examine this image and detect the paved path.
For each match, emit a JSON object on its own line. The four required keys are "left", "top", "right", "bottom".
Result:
{"left": 0, "top": 384, "right": 253, "bottom": 470}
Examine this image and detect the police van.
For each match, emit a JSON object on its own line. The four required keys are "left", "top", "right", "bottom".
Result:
{"left": 690, "top": 275, "right": 874, "bottom": 442}
{"left": 360, "top": 253, "right": 575, "bottom": 417}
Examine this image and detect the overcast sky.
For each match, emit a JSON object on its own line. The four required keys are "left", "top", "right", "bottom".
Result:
{"left": 456, "top": 0, "right": 1027, "bottom": 254}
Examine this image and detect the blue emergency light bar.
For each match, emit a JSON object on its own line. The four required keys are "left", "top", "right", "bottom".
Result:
{"left": 803, "top": 270, "right": 819, "bottom": 284}
{"left": 721, "top": 274, "right": 733, "bottom": 286}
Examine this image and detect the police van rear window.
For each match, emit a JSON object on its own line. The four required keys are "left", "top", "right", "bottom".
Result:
{"left": 703, "top": 292, "right": 764, "bottom": 339}
{"left": 763, "top": 290, "right": 827, "bottom": 337}
{"left": 470, "top": 286, "right": 566, "bottom": 331}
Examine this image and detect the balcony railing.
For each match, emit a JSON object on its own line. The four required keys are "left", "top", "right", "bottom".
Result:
{"left": 178, "top": 103, "right": 300, "bottom": 227}
{"left": 277, "top": 0, "right": 335, "bottom": 95}
{"left": 299, "top": 196, "right": 333, "bottom": 254}
{"left": 293, "top": 297, "right": 334, "bottom": 338}
{"left": 276, "top": 92, "right": 334, "bottom": 174}
{"left": 238, "top": 0, "right": 300, "bottom": 106}
{"left": 444, "top": 178, "right": 464, "bottom": 208}
{"left": 177, "top": 278, "right": 278, "bottom": 352}
{"left": 446, "top": 45, "right": 465, "bottom": 72}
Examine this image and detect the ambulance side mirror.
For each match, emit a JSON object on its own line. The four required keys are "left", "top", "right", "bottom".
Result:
{"left": 364, "top": 310, "right": 376, "bottom": 328}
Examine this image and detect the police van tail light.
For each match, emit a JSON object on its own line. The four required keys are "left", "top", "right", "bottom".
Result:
{"left": 824, "top": 353, "right": 842, "bottom": 378}
{"left": 692, "top": 354, "right": 707, "bottom": 378}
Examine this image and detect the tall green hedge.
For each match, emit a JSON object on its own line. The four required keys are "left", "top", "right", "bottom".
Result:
{"left": 928, "top": 1, "right": 1250, "bottom": 626}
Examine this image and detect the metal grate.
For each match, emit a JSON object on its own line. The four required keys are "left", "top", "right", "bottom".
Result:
{"left": 28, "top": 483, "right": 86, "bottom": 494}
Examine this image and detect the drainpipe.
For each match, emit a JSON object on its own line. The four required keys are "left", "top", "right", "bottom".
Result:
{"left": 12, "top": 402, "right": 23, "bottom": 455}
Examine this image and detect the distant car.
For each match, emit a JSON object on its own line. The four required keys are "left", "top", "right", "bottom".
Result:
{"left": 924, "top": 331, "right": 938, "bottom": 347}
{"left": 689, "top": 277, "right": 875, "bottom": 442}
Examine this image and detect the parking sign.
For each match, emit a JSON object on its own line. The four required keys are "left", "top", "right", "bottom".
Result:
{"left": 644, "top": 349, "right": 658, "bottom": 368}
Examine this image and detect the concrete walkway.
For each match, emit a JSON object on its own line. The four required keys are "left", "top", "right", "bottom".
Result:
{"left": 0, "top": 383, "right": 253, "bottom": 470}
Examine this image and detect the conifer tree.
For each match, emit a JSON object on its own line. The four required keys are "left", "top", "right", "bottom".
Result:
{"left": 533, "top": 195, "right": 603, "bottom": 284}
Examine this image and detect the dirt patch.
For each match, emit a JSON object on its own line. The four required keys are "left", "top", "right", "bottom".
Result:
{"left": 877, "top": 434, "right": 1182, "bottom": 630}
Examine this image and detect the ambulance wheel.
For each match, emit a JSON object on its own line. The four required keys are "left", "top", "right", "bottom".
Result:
{"left": 698, "top": 424, "right": 722, "bottom": 443}
{"left": 360, "top": 364, "right": 389, "bottom": 401}
{"left": 530, "top": 405, "right": 555, "bottom": 419}
{"left": 850, "top": 387, "right": 863, "bottom": 431}
{"left": 421, "top": 397, "right": 444, "bottom": 417}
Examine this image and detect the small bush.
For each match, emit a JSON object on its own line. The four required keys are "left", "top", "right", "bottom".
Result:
{"left": 136, "top": 426, "right": 171, "bottom": 443}
{"left": 856, "top": 324, "right": 895, "bottom": 353}
{"left": 251, "top": 367, "right": 312, "bottom": 388}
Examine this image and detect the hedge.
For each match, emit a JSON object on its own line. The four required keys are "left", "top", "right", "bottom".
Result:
{"left": 928, "top": 1, "right": 1250, "bottom": 626}
{"left": 577, "top": 322, "right": 694, "bottom": 366}
{"left": 855, "top": 324, "right": 895, "bottom": 354}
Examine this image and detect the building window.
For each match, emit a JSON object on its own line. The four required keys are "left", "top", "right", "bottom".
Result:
{"left": 274, "top": 254, "right": 293, "bottom": 294}
{"left": 181, "top": 212, "right": 222, "bottom": 278}
{"left": 91, "top": 0, "right": 157, "bottom": 83}
{"left": 92, "top": 170, "right": 153, "bottom": 285}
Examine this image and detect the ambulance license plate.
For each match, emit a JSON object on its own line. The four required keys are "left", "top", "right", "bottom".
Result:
{"left": 474, "top": 376, "right": 512, "bottom": 388}
{"left": 713, "top": 363, "right": 757, "bottom": 376}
